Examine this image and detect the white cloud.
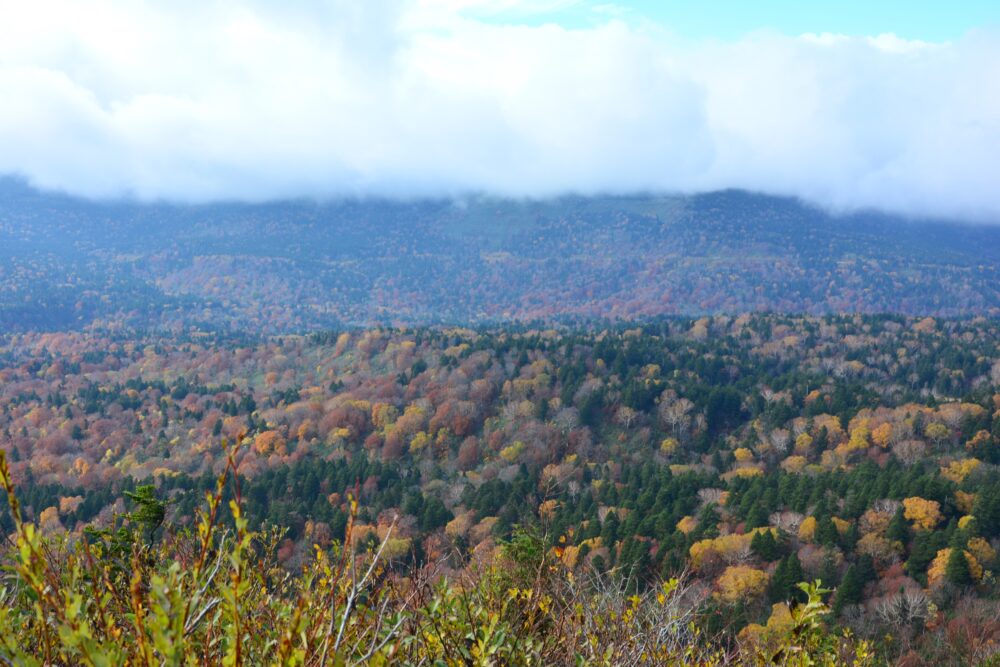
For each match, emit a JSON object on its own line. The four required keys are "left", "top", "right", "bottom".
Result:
{"left": 0, "top": 0, "right": 998, "bottom": 220}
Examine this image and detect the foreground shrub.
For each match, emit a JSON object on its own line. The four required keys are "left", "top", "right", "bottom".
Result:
{"left": 0, "top": 447, "right": 873, "bottom": 665}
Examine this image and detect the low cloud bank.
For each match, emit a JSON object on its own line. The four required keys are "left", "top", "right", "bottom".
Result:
{"left": 0, "top": 1, "right": 998, "bottom": 220}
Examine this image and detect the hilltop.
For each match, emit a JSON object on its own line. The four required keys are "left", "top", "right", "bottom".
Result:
{"left": 2, "top": 180, "right": 999, "bottom": 332}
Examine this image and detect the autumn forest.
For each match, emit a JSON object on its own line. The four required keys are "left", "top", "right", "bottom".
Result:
{"left": 5, "top": 0, "right": 1000, "bottom": 659}
{"left": 2, "top": 305, "right": 1000, "bottom": 664}
{"left": 2, "top": 174, "right": 1000, "bottom": 666}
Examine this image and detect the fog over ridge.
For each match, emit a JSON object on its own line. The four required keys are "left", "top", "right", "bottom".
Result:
{"left": 0, "top": 0, "right": 998, "bottom": 221}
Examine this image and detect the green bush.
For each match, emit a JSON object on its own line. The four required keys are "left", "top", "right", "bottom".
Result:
{"left": 0, "top": 447, "right": 873, "bottom": 666}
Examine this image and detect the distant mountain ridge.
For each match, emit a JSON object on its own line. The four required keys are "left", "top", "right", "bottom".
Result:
{"left": 1, "top": 178, "right": 998, "bottom": 332}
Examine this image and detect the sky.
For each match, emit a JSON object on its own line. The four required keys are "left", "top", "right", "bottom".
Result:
{"left": 0, "top": 0, "right": 998, "bottom": 221}
{"left": 471, "top": 1, "right": 1000, "bottom": 42}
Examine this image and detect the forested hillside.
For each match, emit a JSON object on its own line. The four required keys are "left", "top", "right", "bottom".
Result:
{"left": 2, "top": 314, "right": 1000, "bottom": 664}
{"left": 3, "top": 179, "right": 999, "bottom": 332}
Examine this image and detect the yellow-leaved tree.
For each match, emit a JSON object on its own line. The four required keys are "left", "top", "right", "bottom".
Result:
{"left": 715, "top": 565, "right": 770, "bottom": 604}
{"left": 902, "top": 497, "right": 943, "bottom": 531}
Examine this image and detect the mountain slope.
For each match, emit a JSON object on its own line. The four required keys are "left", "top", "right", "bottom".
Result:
{"left": 1, "top": 180, "right": 998, "bottom": 332}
